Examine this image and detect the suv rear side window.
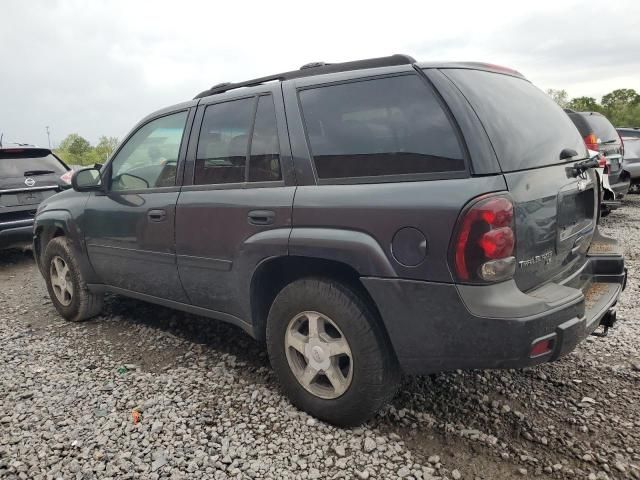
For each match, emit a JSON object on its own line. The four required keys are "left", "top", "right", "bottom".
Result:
{"left": 195, "top": 98, "right": 254, "bottom": 185}
{"left": 249, "top": 96, "right": 281, "bottom": 182}
{"left": 444, "top": 69, "right": 586, "bottom": 172}
{"left": 195, "top": 95, "right": 282, "bottom": 185}
{"left": 298, "top": 75, "right": 465, "bottom": 180}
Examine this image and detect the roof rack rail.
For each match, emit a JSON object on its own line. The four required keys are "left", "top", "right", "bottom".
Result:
{"left": 194, "top": 54, "right": 416, "bottom": 99}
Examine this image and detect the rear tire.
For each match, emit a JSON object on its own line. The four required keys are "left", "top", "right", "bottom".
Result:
{"left": 43, "top": 237, "right": 103, "bottom": 322}
{"left": 266, "top": 277, "right": 400, "bottom": 426}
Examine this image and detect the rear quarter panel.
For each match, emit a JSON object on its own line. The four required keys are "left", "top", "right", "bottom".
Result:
{"left": 292, "top": 177, "right": 507, "bottom": 282}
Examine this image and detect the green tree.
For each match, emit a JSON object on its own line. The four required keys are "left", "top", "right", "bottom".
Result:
{"left": 546, "top": 88, "right": 569, "bottom": 108}
{"left": 58, "top": 133, "right": 91, "bottom": 156}
{"left": 601, "top": 89, "right": 640, "bottom": 111}
{"left": 566, "top": 96, "right": 601, "bottom": 112}
{"left": 55, "top": 133, "right": 97, "bottom": 165}
{"left": 94, "top": 136, "right": 119, "bottom": 163}
{"left": 600, "top": 89, "right": 640, "bottom": 127}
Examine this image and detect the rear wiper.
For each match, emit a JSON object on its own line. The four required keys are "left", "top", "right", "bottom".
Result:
{"left": 569, "top": 158, "right": 599, "bottom": 177}
{"left": 23, "top": 170, "right": 56, "bottom": 176}
{"left": 601, "top": 139, "right": 618, "bottom": 144}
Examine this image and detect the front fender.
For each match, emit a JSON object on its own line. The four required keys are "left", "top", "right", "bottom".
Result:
{"left": 34, "top": 209, "right": 99, "bottom": 283}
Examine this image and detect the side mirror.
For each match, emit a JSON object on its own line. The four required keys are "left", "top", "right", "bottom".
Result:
{"left": 72, "top": 167, "right": 103, "bottom": 192}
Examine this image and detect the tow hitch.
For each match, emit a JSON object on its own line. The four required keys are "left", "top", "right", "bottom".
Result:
{"left": 592, "top": 309, "right": 617, "bottom": 337}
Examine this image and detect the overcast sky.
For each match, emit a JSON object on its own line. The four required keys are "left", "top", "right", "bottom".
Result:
{"left": 2, "top": 0, "right": 639, "bottom": 148}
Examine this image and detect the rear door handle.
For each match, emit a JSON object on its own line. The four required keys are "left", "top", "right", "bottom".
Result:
{"left": 147, "top": 209, "right": 167, "bottom": 222}
{"left": 248, "top": 210, "right": 275, "bottom": 226}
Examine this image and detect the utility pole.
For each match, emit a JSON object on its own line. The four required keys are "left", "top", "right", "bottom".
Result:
{"left": 46, "top": 126, "right": 51, "bottom": 148}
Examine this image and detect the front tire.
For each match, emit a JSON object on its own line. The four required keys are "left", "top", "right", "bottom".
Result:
{"left": 43, "top": 237, "right": 103, "bottom": 322}
{"left": 266, "top": 277, "right": 399, "bottom": 426}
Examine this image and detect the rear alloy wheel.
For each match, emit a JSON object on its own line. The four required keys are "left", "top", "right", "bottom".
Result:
{"left": 266, "top": 278, "right": 400, "bottom": 426}
{"left": 285, "top": 311, "right": 353, "bottom": 399}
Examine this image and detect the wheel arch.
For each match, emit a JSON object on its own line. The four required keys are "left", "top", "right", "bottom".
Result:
{"left": 34, "top": 210, "right": 99, "bottom": 283}
{"left": 249, "top": 255, "right": 395, "bottom": 359}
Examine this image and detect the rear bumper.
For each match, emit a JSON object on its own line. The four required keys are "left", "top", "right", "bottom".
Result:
{"left": 623, "top": 160, "right": 640, "bottom": 180}
{"left": 363, "top": 232, "right": 625, "bottom": 375}
{"left": 0, "top": 219, "right": 34, "bottom": 249}
{"left": 607, "top": 172, "right": 630, "bottom": 199}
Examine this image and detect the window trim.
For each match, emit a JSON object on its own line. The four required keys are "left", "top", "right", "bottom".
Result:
{"left": 102, "top": 108, "right": 192, "bottom": 194}
{"left": 295, "top": 72, "right": 470, "bottom": 185}
{"left": 192, "top": 93, "right": 284, "bottom": 188}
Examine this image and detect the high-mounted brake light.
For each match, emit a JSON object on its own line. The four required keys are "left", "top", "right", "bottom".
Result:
{"left": 452, "top": 195, "right": 516, "bottom": 283}
{"left": 467, "top": 62, "right": 525, "bottom": 78}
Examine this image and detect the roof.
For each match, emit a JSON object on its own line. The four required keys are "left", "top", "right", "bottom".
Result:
{"left": 194, "top": 54, "right": 416, "bottom": 99}
{"left": 193, "top": 55, "right": 527, "bottom": 100}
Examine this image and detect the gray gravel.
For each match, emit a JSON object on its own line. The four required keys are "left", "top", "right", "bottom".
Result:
{"left": 1, "top": 197, "right": 640, "bottom": 479}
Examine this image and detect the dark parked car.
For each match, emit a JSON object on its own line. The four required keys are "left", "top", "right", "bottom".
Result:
{"left": 618, "top": 128, "right": 640, "bottom": 189}
{"left": 565, "top": 110, "right": 630, "bottom": 203}
{"left": 33, "top": 56, "right": 626, "bottom": 426}
{"left": 0, "top": 146, "right": 72, "bottom": 249}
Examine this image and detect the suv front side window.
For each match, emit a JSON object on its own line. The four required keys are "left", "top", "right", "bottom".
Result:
{"left": 110, "top": 111, "right": 188, "bottom": 191}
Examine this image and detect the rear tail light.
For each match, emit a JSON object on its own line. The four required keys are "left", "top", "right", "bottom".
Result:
{"left": 60, "top": 170, "right": 73, "bottom": 185}
{"left": 584, "top": 133, "right": 599, "bottom": 152}
{"left": 451, "top": 194, "right": 516, "bottom": 283}
{"left": 619, "top": 134, "right": 625, "bottom": 157}
{"left": 598, "top": 154, "right": 610, "bottom": 174}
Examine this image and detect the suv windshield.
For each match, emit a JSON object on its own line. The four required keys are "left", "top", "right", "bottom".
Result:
{"left": 442, "top": 69, "right": 587, "bottom": 172}
{"left": 0, "top": 151, "right": 67, "bottom": 177}
{"left": 584, "top": 114, "right": 619, "bottom": 143}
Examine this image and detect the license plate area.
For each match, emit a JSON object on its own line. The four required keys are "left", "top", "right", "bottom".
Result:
{"left": 0, "top": 189, "right": 56, "bottom": 207}
{"left": 557, "top": 187, "right": 595, "bottom": 243}
{"left": 17, "top": 191, "right": 43, "bottom": 205}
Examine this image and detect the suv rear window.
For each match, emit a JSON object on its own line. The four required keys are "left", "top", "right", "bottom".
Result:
{"left": 298, "top": 75, "right": 465, "bottom": 180}
{"left": 443, "top": 69, "right": 586, "bottom": 172}
{"left": 0, "top": 150, "right": 67, "bottom": 177}
{"left": 583, "top": 114, "right": 619, "bottom": 143}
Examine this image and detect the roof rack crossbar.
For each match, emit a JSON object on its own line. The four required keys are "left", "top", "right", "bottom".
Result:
{"left": 194, "top": 54, "right": 416, "bottom": 99}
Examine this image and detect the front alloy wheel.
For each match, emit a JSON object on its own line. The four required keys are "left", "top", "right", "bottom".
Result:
{"left": 42, "top": 237, "right": 104, "bottom": 322}
{"left": 50, "top": 256, "right": 74, "bottom": 306}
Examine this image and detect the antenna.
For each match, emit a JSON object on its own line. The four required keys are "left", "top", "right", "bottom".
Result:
{"left": 46, "top": 126, "right": 51, "bottom": 148}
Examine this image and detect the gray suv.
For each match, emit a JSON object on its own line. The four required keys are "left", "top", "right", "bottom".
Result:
{"left": 1, "top": 146, "right": 72, "bottom": 249}
{"left": 33, "top": 55, "right": 626, "bottom": 426}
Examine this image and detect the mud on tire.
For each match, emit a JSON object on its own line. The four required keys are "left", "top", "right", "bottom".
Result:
{"left": 43, "top": 237, "right": 103, "bottom": 322}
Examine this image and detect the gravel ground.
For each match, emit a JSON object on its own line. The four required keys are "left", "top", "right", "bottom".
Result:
{"left": 1, "top": 198, "right": 640, "bottom": 480}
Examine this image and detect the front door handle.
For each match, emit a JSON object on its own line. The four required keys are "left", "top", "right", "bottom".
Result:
{"left": 248, "top": 210, "right": 275, "bottom": 226}
{"left": 147, "top": 209, "right": 167, "bottom": 222}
